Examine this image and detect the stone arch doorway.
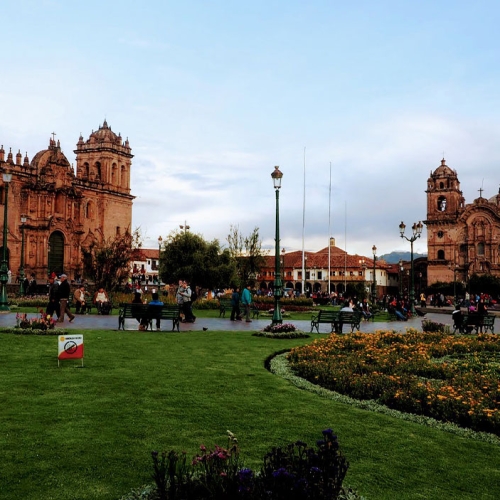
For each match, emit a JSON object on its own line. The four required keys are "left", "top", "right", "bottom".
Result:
{"left": 48, "top": 231, "right": 65, "bottom": 276}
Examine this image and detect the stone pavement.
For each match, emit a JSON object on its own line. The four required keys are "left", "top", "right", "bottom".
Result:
{"left": 0, "top": 309, "right": 456, "bottom": 333}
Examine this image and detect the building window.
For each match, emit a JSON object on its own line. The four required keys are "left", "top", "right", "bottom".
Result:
{"left": 317, "top": 271, "right": 322, "bottom": 280}
{"left": 478, "top": 242, "right": 485, "bottom": 255}
{"left": 437, "top": 249, "right": 445, "bottom": 260}
{"left": 358, "top": 271, "right": 363, "bottom": 276}
{"left": 437, "top": 196, "right": 447, "bottom": 212}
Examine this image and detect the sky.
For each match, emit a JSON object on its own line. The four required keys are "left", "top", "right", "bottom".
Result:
{"left": 1, "top": 0, "right": 500, "bottom": 258}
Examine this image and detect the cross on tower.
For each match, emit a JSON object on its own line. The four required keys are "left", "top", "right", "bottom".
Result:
{"left": 51, "top": 132, "right": 56, "bottom": 142}
{"left": 478, "top": 187, "right": 484, "bottom": 198}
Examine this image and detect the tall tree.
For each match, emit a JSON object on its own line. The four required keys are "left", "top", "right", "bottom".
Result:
{"left": 160, "top": 231, "right": 236, "bottom": 289}
{"left": 82, "top": 228, "right": 142, "bottom": 291}
{"left": 226, "top": 225, "right": 266, "bottom": 287}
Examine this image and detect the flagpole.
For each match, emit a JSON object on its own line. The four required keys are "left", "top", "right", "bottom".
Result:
{"left": 301, "top": 146, "right": 306, "bottom": 296}
{"left": 328, "top": 161, "right": 332, "bottom": 296}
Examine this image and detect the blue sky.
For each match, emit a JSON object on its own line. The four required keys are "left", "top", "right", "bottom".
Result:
{"left": 1, "top": 0, "right": 500, "bottom": 257}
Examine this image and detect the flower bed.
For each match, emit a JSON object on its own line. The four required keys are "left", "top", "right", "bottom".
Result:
{"left": 15, "top": 311, "right": 57, "bottom": 331}
{"left": 122, "top": 429, "right": 358, "bottom": 500}
{"left": 288, "top": 329, "right": 500, "bottom": 435}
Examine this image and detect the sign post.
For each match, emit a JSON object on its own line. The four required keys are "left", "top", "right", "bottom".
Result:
{"left": 58, "top": 334, "right": 84, "bottom": 367}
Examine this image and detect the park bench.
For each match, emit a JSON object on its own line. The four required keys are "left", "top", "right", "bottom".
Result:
{"left": 118, "top": 303, "right": 181, "bottom": 331}
{"left": 218, "top": 298, "right": 233, "bottom": 318}
{"left": 453, "top": 313, "right": 495, "bottom": 334}
{"left": 310, "top": 310, "right": 362, "bottom": 334}
{"left": 69, "top": 292, "right": 94, "bottom": 314}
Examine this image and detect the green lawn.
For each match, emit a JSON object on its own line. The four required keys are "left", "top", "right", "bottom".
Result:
{"left": 1, "top": 329, "right": 499, "bottom": 500}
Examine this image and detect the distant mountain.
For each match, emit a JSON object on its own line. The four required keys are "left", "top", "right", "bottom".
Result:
{"left": 379, "top": 251, "right": 427, "bottom": 263}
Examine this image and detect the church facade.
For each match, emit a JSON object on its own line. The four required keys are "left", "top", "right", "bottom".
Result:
{"left": 0, "top": 120, "right": 134, "bottom": 281}
{"left": 425, "top": 158, "right": 500, "bottom": 286}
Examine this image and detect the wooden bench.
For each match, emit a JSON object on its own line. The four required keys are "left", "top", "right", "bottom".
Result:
{"left": 218, "top": 298, "right": 233, "bottom": 318}
{"left": 118, "top": 303, "right": 181, "bottom": 331}
{"left": 311, "top": 310, "right": 340, "bottom": 333}
{"left": 338, "top": 311, "right": 363, "bottom": 333}
{"left": 311, "top": 310, "right": 363, "bottom": 333}
{"left": 454, "top": 314, "right": 495, "bottom": 334}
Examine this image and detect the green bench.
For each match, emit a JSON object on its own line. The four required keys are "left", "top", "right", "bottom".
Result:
{"left": 454, "top": 314, "right": 495, "bottom": 334}
{"left": 310, "top": 310, "right": 362, "bottom": 334}
{"left": 218, "top": 298, "right": 233, "bottom": 318}
{"left": 118, "top": 303, "right": 181, "bottom": 331}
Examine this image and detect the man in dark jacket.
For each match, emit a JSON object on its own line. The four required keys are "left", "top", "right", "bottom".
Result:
{"left": 57, "top": 274, "right": 75, "bottom": 323}
{"left": 46, "top": 273, "right": 60, "bottom": 320}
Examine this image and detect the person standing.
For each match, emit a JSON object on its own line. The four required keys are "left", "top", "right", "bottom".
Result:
{"left": 46, "top": 273, "right": 60, "bottom": 320}
{"left": 58, "top": 274, "right": 75, "bottom": 323}
{"left": 230, "top": 287, "right": 241, "bottom": 321}
{"left": 181, "top": 281, "right": 196, "bottom": 323}
{"left": 241, "top": 284, "right": 253, "bottom": 322}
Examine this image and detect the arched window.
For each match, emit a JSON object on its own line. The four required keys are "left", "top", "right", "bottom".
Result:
{"left": 437, "top": 196, "right": 447, "bottom": 212}
{"left": 85, "top": 201, "right": 94, "bottom": 219}
{"left": 84, "top": 162, "right": 90, "bottom": 178}
{"left": 477, "top": 242, "right": 485, "bottom": 255}
{"left": 439, "top": 182, "right": 444, "bottom": 189}
{"left": 437, "top": 249, "right": 445, "bottom": 260}
{"left": 95, "top": 162, "right": 102, "bottom": 180}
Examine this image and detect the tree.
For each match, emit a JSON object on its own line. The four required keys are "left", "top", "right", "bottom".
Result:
{"left": 468, "top": 273, "right": 500, "bottom": 298}
{"left": 82, "top": 228, "right": 142, "bottom": 291}
{"left": 159, "top": 231, "right": 236, "bottom": 289}
{"left": 226, "top": 225, "right": 266, "bottom": 287}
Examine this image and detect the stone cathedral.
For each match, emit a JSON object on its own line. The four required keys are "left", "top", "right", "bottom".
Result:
{"left": 425, "top": 158, "right": 500, "bottom": 286}
{"left": 0, "top": 120, "right": 134, "bottom": 280}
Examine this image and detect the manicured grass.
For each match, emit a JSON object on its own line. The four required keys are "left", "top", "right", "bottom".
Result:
{"left": 1, "top": 329, "right": 499, "bottom": 500}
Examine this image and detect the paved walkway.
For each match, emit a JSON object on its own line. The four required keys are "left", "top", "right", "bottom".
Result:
{"left": 0, "top": 309, "right": 456, "bottom": 333}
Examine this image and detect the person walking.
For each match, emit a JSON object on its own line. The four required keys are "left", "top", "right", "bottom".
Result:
{"left": 230, "top": 287, "right": 241, "bottom": 321}
{"left": 57, "top": 274, "right": 75, "bottom": 323}
{"left": 46, "top": 273, "right": 60, "bottom": 320}
{"left": 241, "top": 284, "right": 253, "bottom": 322}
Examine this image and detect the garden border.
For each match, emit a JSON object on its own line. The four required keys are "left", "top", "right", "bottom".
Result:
{"left": 270, "top": 352, "right": 500, "bottom": 447}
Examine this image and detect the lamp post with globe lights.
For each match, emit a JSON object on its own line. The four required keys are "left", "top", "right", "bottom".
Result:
{"left": 399, "top": 221, "right": 423, "bottom": 315}
{"left": 271, "top": 166, "right": 283, "bottom": 325}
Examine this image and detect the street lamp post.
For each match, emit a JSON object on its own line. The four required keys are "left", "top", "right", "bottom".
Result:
{"left": 0, "top": 172, "right": 12, "bottom": 311}
{"left": 19, "top": 215, "right": 27, "bottom": 296}
{"left": 158, "top": 235, "right": 163, "bottom": 285}
{"left": 271, "top": 166, "right": 283, "bottom": 325}
{"left": 179, "top": 222, "right": 190, "bottom": 233}
{"left": 449, "top": 264, "right": 459, "bottom": 305}
{"left": 399, "top": 259, "right": 404, "bottom": 297}
{"left": 372, "top": 245, "right": 377, "bottom": 305}
{"left": 399, "top": 220, "right": 423, "bottom": 315}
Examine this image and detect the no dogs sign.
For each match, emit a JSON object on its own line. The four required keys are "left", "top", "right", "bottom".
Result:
{"left": 58, "top": 335, "right": 84, "bottom": 367}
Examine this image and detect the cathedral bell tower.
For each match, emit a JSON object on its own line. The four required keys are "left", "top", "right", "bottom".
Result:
{"left": 424, "top": 158, "right": 465, "bottom": 283}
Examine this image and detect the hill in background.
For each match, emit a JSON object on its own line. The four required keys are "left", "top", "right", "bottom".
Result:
{"left": 379, "top": 251, "right": 427, "bottom": 263}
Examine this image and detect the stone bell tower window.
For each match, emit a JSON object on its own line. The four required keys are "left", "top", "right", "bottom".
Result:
{"left": 437, "top": 196, "right": 447, "bottom": 211}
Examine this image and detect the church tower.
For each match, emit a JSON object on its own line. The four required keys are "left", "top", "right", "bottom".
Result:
{"left": 424, "top": 158, "right": 465, "bottom": 283}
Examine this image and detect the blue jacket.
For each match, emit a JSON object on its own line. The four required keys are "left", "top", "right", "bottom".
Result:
{"left": 241, "top": 288, "right": 252, "bottom": 305}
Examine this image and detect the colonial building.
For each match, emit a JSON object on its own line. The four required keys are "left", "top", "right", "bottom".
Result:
{"left": 425, "top": 158, "right": 500, "bottom": 286}
{"left": 0, "top": 120, "right": 134, "bottom": 280}
{"left": 258, "top": 238, "right": 390, "bottom": 298}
